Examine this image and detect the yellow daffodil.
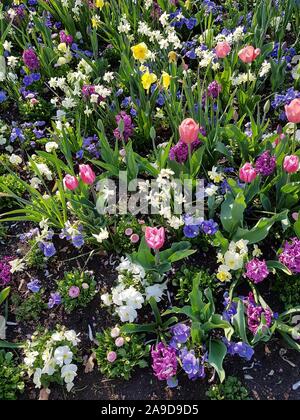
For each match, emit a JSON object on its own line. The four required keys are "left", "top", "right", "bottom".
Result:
{"left": 162, "top": 72, "right": 171, "bottom": 90}
{"left": 168, "top": 51, "right": 177, "bottom": 64}
{"left": 91, "top": 16, "right": 101, "bottom": 29}
{"left": 141, "top": 71, "right": 157, "bottom": 91}
{"left": 131, "top": 43, "right": 149, "bottom": 62}
{"left": 95, "top": 0, "right": 105, "bottom": 9}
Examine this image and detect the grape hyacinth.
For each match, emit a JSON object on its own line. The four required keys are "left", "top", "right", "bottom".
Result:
{"left": 245, "top": 259, "right": 269, "bottom": 284}
{"left": 279, "top": 238, "right": 300, "bottom": 274}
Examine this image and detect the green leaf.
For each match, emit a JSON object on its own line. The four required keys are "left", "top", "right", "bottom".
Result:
{"left": 266, "top": 261, "right": 292, "bottom": 276}
{"left": 221, "top": 192, "right": 246, "bottom": 234}
{"left": 233, "top": 210, "right": 289, "bottom": 244}
{"left": 208, "top": 339, "right": 227, "bottom": 383}
{"left": 232, "top": 300, "right": 249, "bottom": 344}
{"left": 0, "top": 287, "right": 10, "bottom": 306}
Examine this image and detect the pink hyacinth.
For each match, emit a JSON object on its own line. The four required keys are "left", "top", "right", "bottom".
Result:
{"left": 151, "top": 342, "right": 177, "bottom": 381}
{"left": 245, "top": 259, "right": 269, "bottom": 284}
{"left": 245, "top": 294, "right": 273, "bottom": 335}
{"left": 145, "top": 227, "right": 165, "bottom": 251}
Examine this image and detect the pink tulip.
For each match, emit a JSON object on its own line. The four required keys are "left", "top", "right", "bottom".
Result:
{"left": 64, "top": 174, "right": 79, "bottom": 191}
{"left": 179, "top": 118, "right": 200, "bottom": 145}
{"left": 145, "top": 227, "right": 165, "bottom": 251}
{"left": 215, "top": 42, "right": 231, "bottom": 59}
{"left": 107, "top": 351, "right": 117, "bottom": 363}
{"left": 239, "top": 163, "right": 258, "bottom": 183}
{"left": 285, "top": 99, "right": 300, "bottom": 124}
{"left": 283, "top": 155, "right": 299, "bottom": 173}
{"left": 79, "top": 164, "right": 96, "bottom": 185}
{"left": 238, "top": 46, "right": 261, "bottom": 63}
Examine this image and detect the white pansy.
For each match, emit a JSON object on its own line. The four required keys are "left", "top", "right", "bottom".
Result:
{"left": 101, "top": 292, "right": 113, "bottom": 306}
{"left": 45, "top": 142, "right": 58, "bottom": 153}
{"left": 224, "top": 251, "right": 244, "bottom": 271}
{"left": 64, "top": 330, "right": 80, "bottom": 346}
{"left": 61, "top": 364, "right": 78, "bottom": 392}
{"left": 33, "top": 368, "right": 42, "bottom": 388}
{"left": 54, "top": 346, "right": 73, "bottom": 367}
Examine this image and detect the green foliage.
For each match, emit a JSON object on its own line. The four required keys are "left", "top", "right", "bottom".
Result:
{"left": 114, "top": 216, "right": 144, "bottom": 253}
{"left": 0, "top": 174, "right": 26, "bottom": 210}
{"left": 94, "top": 328, "right": 149, "bottom": 380}
{"left": 274, "top": 273, "right": 300, "bottom": 310}
{"left": 57, "top": 270, "right": 97, "bottom": 313}
{"left": 0, "top": 350, "right": 24, "bottom": 400}
{"left": 172, "top": 266, "right": 218, "bottom": 304}
{"left": 12, "top": 292, "right": 47, "bottom": 322}
{"left": 26, "top": 239, "right": 47, "bottom": 269}
{"left": 206, "top": 376, "right": 250, "bottom": 400}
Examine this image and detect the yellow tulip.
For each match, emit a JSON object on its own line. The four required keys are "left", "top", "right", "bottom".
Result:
{"left": 131, "top": 43, "right": 149, "bottom": 62}
{"left": 141, "top": 71, "right": 157, "bottom": 91}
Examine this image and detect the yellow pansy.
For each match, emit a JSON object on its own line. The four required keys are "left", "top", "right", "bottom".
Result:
{"left": 95, "top": 0, "right": 105, "bottom": 9}
{"left": 131, "top": 43, "right": 149, "bottom": 62}
{"left": 141, "top": 71, "right": 157, "bottom": 91}
{"left": 216, "top": 265, "right": 232, "bottom": 282}
{"left": 162, "top": 72, "right": 171, "bottom": 90}
{"left": 168, "top": 51, "right": 177, "bottom": 64}
{"left": 57, "top": 43, "right": 67, "bottom": 53}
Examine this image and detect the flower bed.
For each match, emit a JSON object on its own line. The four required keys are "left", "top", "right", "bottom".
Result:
{"left": 0, "top": 0, "right": 300, "bottom": 401}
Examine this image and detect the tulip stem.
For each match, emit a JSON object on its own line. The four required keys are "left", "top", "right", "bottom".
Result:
{"left": 188, "top": 143, "right": 192, "bottom": 176}
{"left": 155, "top": 250, "right": 160, "bottom": 266}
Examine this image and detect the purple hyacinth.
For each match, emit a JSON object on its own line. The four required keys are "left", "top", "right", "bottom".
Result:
{"left": 279, "top": 238, "right": 300, "bottom": 274}
{"left": 151, "top": 342, "right": 177, "bottom": 381}
{"left": 114, "top": 111, "right": 134, "bottom": 141}
{"left": 207, "top": 81, "right": 222, "bottom": 99}
{"left": 0, "top": 257, "right": 13, "bottom": 287}
{"left": 171, "top": 324, "right": 191, "bottom": 344}
{"left": 245, "top": 259, "right": 269, "bottom": 284}
{"left": 245, "top": 293, "right": 273, "bottom": 335}
{"left": 22, "top": 49, "right": 40, "bottom": 71}
{"left": 179, "top": 348, "right": 206, "bottom": 380}
{"left": 255, "top": 151, "right": 276, "bottom": 177}
{"left": 223, "top": 338, "right": 254, "bottom": 361}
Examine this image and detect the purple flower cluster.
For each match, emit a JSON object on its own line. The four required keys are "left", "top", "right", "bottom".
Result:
{"left": 255, "top": 151, "right": 276, "bottom": 177}
{"left": 151, "top": 342, "right": 178, "bottom": 382}
{"left": 245, "top": 259, "right": 269, "bottom": 284}
{"left": 48, "top": 292, "right": 62, "bottom": 309}
{"left": 183, "top": 215, "right": 219, "bottom": 239}
{"left": 59, "top": 30, "right": 73, "bottom": 45}
{"left": 207, "top": 81, "right": 222, "bottom": 99}
{"left": 222, "top": 292, "right": 238, "bottom": 322}
{"left": 245, "top": 293, "right": 273, "bottom": 335}
{"left": 169, "top": 139, "right": 200, "bottom": 164}
{"left": 0, "top": 257, "right": 13, "bottom": 287}
{"left": 223, "top": 338, "right": 254, "bottom": 361}
{"left": 169, "top": 9, "right": 198, "bottom": 30}
{"left": 279, "top": 238, "right": 300, "bottom": 274}
{"left": 114, "top": 111, "right": 134, "bottom": 141}
{"left": 179, "top": 348, "right": 206, "bottom": 380}
{"left": 60, "top": 224, "right": 85, "bottom": 249}
{"left": 22, "top": 49, "right": 40, "bottom": 71}
{"left": 76, "top": 135, "right": 101, "bottom": 160}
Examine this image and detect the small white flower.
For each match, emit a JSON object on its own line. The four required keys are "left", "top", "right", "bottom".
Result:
{"left": 9, "top": 154, "right": 22, "bottom": 166}
{"left": 92, "top": 228, "right": 109, "bottom": 243}
{"left": 115, "top": 305, "right": 138, "bottom": 323}
{"left": 61, "top": 364, "right": 78, "bottom": 391}
{"left": 33, "top": 368, "right": 42, "bottom": 389}
{"left": 101, "top": 293, "right": 112, "bottom": 306}
{"left": 54, "top": 346, "right": 73, "bottom": 367}
{"left": 45, "top": 142, "right": 58, "bottom": 153}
